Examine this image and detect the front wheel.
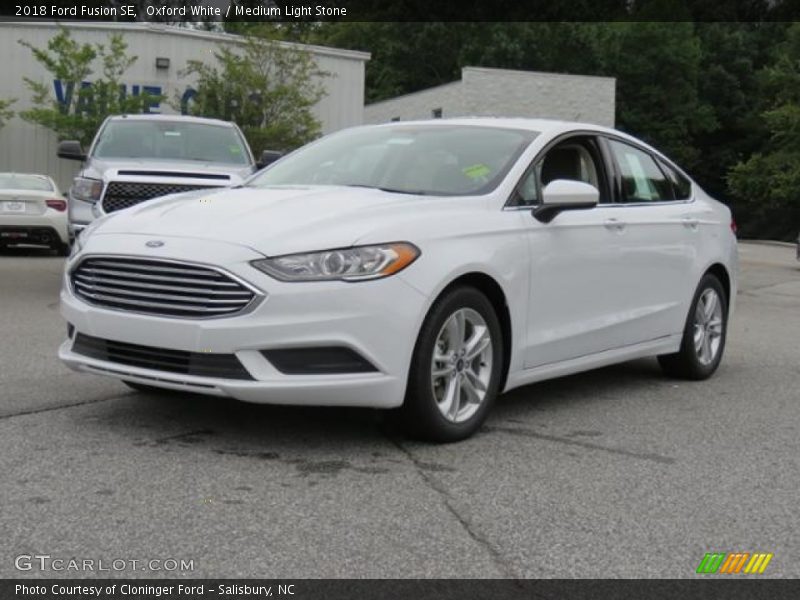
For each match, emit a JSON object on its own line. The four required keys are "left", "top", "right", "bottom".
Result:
{"left": 399, "top": 286, "right": 503, "bottom": 442}
{"left": 658, "top": 273, "right": 728, "bottom": 380}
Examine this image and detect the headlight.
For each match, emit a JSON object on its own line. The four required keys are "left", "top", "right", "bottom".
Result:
{"left": 251, "top": 242, "right": 420, "bottom": 282}
{"left": 72, "top": 177, "right": 103, "bottom": 203}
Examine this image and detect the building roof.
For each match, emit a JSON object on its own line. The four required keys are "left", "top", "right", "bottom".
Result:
{"left": 1, "top": 21, "right": 371, "bottom": 63}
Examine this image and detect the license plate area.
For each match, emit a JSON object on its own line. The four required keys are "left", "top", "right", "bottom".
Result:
{"left": 2, "top": 201, "right": 26, "bottom": 213}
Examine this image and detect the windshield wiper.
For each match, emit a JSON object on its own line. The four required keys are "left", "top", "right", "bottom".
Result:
{"left": 344, "top": 184, "right": 429, "bottom": 196}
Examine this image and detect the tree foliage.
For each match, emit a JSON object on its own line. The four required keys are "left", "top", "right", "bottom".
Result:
{"left": 728, "top": 23, "right": 800, "bottom": 240}
{"left": 181, "top": 34, "right": 327, "bottom": 154}
{"left": 0, "top": 98, "right": 14, "bottom": 130}
{"left": 18, "top": 28, "right": 161, "bottom": 146}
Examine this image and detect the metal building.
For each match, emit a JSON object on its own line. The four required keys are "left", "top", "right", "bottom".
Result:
{"left": 0, "top": 22, "right": 370, "bottom": 190}
{"left": 364, "top": 66, "right": 616, "bottom": 128}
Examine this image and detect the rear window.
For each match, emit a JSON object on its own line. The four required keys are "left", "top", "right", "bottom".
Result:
{"left": 0, "top": 174, "right": 53, "bottom": 191}
{"left": 93, "top": 120, "right": 251, "bottom": 165}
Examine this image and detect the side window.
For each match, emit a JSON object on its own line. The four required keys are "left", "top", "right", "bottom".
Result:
{"left": 658, "top": 159, "right": 692, "bottom": 200}
{"left": 511, "top": 137, "right": 607, "bottom": 207}
{"left": 608, "top": 139, "right": 674, "bottom": 203}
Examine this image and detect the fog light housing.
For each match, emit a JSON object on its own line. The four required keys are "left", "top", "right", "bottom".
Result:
{"left": 261, "top": 347, "right": 378, "bottom": 375}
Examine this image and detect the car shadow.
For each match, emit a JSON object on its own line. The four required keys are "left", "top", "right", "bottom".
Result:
{"left": 82, "top": 358, "right": 667, "bottom": 458}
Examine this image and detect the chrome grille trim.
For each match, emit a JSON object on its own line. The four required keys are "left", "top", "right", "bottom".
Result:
{"left": 101, "top": 181, "right": 222, "bottom": 213}
{"left": 70, "top": 256, "right": 264, "bottom": 319}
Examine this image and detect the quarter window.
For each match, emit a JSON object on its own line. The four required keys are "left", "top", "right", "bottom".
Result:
{"left": 608, "top": 139, "right": 674, "bottom": 203}
{"left": 658, "top": 159, "right": 692, "bottom": 200}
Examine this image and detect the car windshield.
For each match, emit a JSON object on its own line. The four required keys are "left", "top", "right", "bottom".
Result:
{"left": 93, "top": 120, "right": 251, "bottom": 165}
{"left": 247, "top": 124, "right": 537, "bottom": 196}
{"left": 0, "top": 173, "right": 53, "bottom": 191}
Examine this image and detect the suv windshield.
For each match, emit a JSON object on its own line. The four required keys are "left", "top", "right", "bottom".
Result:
{"left": 93, "top": 120, "right": 251, "bottom": 165}
{"left": 247, "top": 124, "right": 537, "bottom": 196}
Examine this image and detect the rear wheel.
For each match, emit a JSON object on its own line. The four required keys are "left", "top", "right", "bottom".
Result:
{"left": 658, "top": 273, "right": 727, "bottom": 380}
{"left": 399, "top": 286, "right": 503, "bottom": 442}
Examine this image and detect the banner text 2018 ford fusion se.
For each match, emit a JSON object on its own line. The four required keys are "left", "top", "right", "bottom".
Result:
{"left": 59, "top": 118, "right": 737, "bottom": 442}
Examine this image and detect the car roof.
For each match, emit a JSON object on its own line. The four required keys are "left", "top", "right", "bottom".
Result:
{"left": 371, "top": 116, "right": 612, "bottom": 134}
{"left": 108, "top": 114, "right": 236, "bottom": 127}
{"left": 0, "top": 172, "right": 55, "bottom": 182}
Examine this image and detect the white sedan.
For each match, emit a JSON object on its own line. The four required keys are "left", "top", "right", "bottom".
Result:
{"left": 0, "top": 173, "right": 69, "bottom": 254}
{"left": 59, "top": 119, "right": 737, "bottom": 442}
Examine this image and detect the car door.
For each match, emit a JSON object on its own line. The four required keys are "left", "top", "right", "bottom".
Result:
{"left": 600, "top": 137, "right": 697, "bottom": 346}
{"left": 515, "top": 134, "right": 635, "bottom": 368}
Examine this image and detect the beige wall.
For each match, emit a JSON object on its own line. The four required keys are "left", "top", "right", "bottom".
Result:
{"left": 365, "top": 66, "right": 616, "bottom": 128}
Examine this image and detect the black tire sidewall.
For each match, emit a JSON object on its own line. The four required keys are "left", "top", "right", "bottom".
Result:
{"left": 403, "top": 286, "right": 504, "bottom": 442}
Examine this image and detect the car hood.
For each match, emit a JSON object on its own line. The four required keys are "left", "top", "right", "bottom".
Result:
{"left": 81, "top": 158, "right": 254, "bottom": 183}
{"left": 92, "top": 185, "right": 442, "bottom": 256}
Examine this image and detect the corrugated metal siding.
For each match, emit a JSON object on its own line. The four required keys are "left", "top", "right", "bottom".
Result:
{"left": 0, "top": 23, "right": 369, "bottom": 190}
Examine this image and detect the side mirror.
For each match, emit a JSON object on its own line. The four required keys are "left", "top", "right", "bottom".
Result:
{"left": 57, "top": 140, "right": 86, "bottom": 161}
{"left": 257, "top": 150, "right": 283, "bottom": 169}
{"left": 532, "top": 179, "right": 599, "bottom": 223}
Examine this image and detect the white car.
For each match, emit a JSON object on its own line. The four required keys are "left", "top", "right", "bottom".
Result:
{"left": 59, "top": 119, "right": 737, "bottom": 442}
{"left": 0, "top": 173, "right": 69, "bottom": 254}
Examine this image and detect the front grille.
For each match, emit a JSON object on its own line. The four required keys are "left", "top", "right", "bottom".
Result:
{"left": 72, "top": 333, "right": 254, "bottom": 380}
{"left": 101, "top": 181, "right": 222, "bottom": 212}
{"left": 71, "top": 257, "right": 260, "bottom": 318}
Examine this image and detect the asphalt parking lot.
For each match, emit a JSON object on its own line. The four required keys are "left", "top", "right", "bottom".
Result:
{"left": 1, "top": 241, "right": 798, "bottom": 579}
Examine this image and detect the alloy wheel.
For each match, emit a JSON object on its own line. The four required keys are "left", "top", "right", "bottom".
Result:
{"left": 430, "top": 308, "right": 493, "bottom": 423}
{"left": 693, "top": 288, "right": 724, "bottom": 366}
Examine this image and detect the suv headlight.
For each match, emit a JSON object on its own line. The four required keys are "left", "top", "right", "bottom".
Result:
{"left": 251, "top": 242, "right": 420, "bottom": 282}
{"left": 72, "top": 177, "right": 103, "bottom": 203}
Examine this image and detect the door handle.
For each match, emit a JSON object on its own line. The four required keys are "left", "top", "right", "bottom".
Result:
{"left": 682, "top": 216, "right": 699, "bottom": 230}
{"left": 604, "top": 218, "right": 626, "bottom": 232}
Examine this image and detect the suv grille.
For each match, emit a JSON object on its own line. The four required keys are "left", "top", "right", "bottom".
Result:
{"left": 71, "top": 257, "right": 260, "bottom": 318}
{"left": 102, "top": 182, "right": 222, "bottom": 212}
{"left": 72, "top": 333, "right": 254, "bottom": 380}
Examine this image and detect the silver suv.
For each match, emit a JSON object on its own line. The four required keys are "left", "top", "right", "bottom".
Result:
{"left": 57, "top": 115, "right": 264, "bottom": 241}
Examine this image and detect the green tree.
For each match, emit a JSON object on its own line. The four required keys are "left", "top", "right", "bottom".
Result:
{"left": 600, "top": 22, "right": 716, "bottom": 171}
{"left": 728, "top": 23, "right": 800, "bottom": 241}
{"left": 0, "top": 98, "right": 14, "bottom": 129}
{"left": 19, "top": 28, "right": 160, "bottom": 146}
{"left": 181, "top": 34, "right": 327, "bottom": 153}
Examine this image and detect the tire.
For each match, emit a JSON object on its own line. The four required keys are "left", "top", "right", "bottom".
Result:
{"left": 658, "top": 273, "right": 728, "bottom": 380}
{"left": 123, "top": 380, "right": 178, "bottom": 395}
{"left": 398, "top": 286, "right": 504, "bottom": 442}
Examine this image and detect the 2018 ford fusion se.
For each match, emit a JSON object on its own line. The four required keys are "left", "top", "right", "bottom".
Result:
{"left": 59, "top": 118, "right": 737, "bottom": 442}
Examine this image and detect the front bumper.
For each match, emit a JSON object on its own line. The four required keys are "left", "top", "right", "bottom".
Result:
{"left": 59, "top": 238, "right": 428, "bottom": 408}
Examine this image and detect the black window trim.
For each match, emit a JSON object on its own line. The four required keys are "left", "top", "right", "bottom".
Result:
{"left": 601, "top": 133, "right": 695, "bottom": 207}
{"left": 504, "top": 130, "right": 614, "bottom": 209}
